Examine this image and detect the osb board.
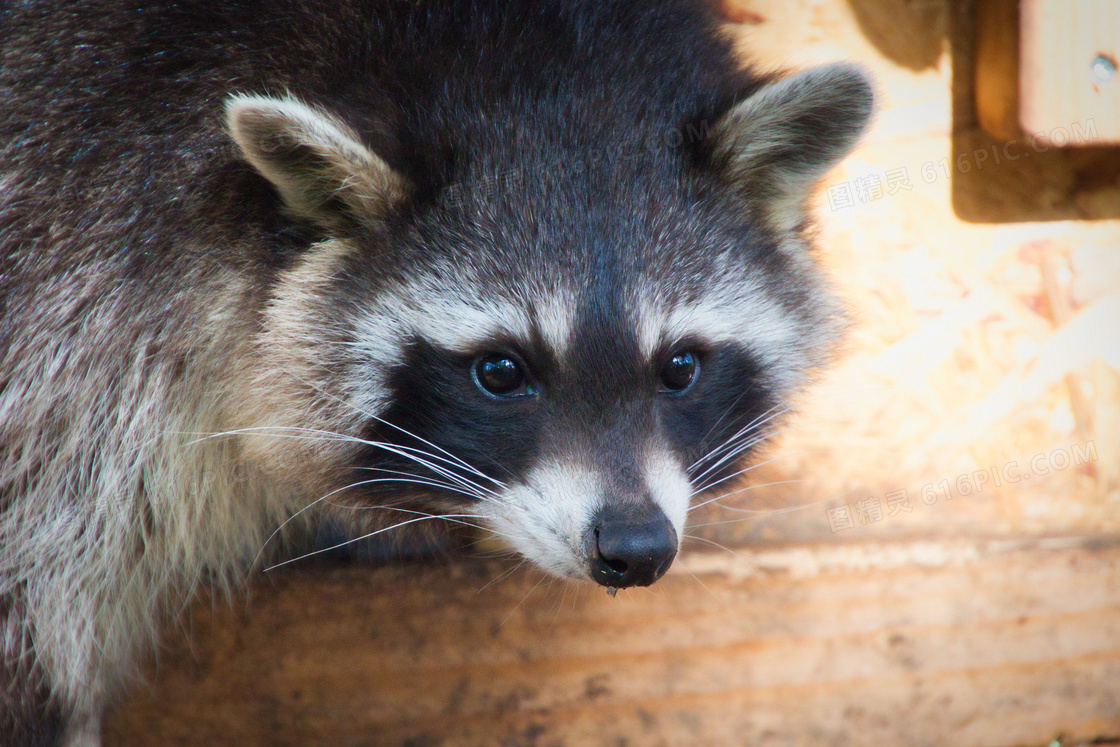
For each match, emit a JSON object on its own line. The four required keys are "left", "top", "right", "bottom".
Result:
{"left": 105, "top": 538, "right": 1120, "bottom": 746}
{"left": 681, "top": 0, "right": 1120, "bottom": 551}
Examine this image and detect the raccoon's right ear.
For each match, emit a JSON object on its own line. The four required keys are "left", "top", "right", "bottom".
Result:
{"left": 707, "top": 62, "right": 874, "bottom": 231}
{"left": 226, "top": 94, "right": 409, "bottom": 230}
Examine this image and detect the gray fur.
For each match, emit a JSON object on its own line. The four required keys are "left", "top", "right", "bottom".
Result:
{"left": 0, "top": 1, "right": 872, "bottom": 742}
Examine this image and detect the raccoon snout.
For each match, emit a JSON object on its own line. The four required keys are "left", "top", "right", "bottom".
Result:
{"left": 585, "top": 505, "right": 678, "bottom": 588}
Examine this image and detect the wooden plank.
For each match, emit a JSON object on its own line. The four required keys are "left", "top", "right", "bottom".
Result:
{"left": 104, "top": 538, "right": 1120, "bottom": 746}
{"left": 1021, "top": 0, "right": 1120, "bottom": 144}
{"left": 975, "top": 0, "right": 1022, "bottom": 142}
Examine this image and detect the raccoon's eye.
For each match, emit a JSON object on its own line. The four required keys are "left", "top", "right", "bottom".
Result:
{"left": 473, "top": 354, "right": 528, "bottom": 397}
{"left": 660, "top": 351, "right": 698, "bottom": 393}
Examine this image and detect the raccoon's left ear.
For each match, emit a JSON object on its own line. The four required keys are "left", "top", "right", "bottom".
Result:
{"left": 708, "top": 62, "right": 874, "bottom": 230}
{"left": 226, "top": 94, "right": 409, "bottom": 230}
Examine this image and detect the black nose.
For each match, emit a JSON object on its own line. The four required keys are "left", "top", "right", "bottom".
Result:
{"left": 586, "top": 505, "right": 678, "bottom": 588}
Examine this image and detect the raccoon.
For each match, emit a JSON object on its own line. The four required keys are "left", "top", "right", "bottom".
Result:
{"left": 0, "top": 0, "right": 872, "bottom": 743}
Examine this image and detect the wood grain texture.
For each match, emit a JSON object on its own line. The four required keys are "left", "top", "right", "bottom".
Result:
{"left": 1021, "top": 0, "right": 1120, "bottom": 144}
{"left": 975, "top": 0, "right": 1021, "bottom": 142}
{"left": 104, "top": 538, "right": 1120, "bottom": 746}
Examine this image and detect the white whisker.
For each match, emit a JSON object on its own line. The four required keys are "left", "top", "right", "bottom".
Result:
{"left": 686, "top": 402, "right": 788, "bottom": 472}
{"left": 681, "top": 533, "right": 742, "bottom": 557}
{"left": 263, "top": 360, "right": 510, "bottom": 490}
{"left": 343, "top": 476, "right": 494, "bottom": 502}
{"left": 670, "top": 556, "right": 713, "bottom": 596}
{"left": 688, "top": 406, "right": 792, "bottom": 484}
{"left": 476, "top": 559, "right": 528, "bottom": 593}
{"left": 688, "top": 477, "right": 806, "bottom": 512}
{"left": 354, "top": 466, "right": 495, "bottom": 500}
{"left": 500, "top": 573, "right": 548, "bottom": 628}
{"left": 183, "top": 425, "right": 504, "bottom": 500}
{"left": 264, "top": 513, "right": 486, "bottom": 571}
{"left": 687, "top": 490, "right": 858, "bottom": 529}
{"left": 320, "top": 504, "right": 519, "bottom": 543}
{"left": 693, "top": 445, "right": 829, "bottom": 495}
{"left": 365, "top": 414, "right": 509, "bottom": 490}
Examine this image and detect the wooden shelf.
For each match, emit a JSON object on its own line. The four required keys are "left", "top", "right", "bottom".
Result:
{"left": 105, "top": 537, "right": 1120, "bottom": 746}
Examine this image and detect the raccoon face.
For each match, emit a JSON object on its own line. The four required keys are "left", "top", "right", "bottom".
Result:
{"left": 228, "top": 63, "right": 872, "bottom": 587}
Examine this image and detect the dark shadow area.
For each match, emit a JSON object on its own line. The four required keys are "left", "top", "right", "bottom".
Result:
{"left": 847, "top": 0, "right": 945, "bottom": 71}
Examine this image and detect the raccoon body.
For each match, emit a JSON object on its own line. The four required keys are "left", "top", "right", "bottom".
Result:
{"left": 0, "top": 1, "right": 872, "bottom": 743}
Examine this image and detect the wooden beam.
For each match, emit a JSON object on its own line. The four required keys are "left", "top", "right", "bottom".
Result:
{"left": 105, "top": 537, "right": 1120, "bottom": 746}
